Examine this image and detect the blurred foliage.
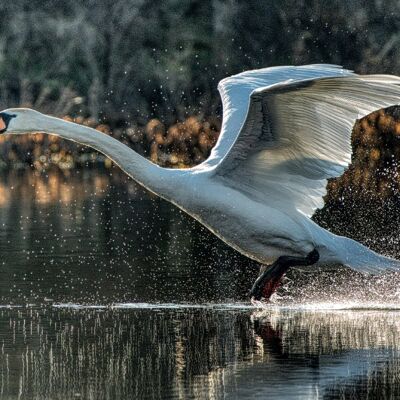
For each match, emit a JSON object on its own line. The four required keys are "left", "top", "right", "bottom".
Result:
{"left": 1, "top": 0, "right": 400, "bottom": 203}
{"left": 328, "top": 107, "right": 400, "bottom": 200}
{"left": 0, "top": 115, "right": 220, "bottom": 170}
{"left": 0, "top": 0, "right": 400, "bottom": 125}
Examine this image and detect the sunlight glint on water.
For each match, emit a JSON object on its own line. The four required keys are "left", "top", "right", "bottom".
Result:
{"left": 0, "top": 307, "right": 400, "bottom": 399}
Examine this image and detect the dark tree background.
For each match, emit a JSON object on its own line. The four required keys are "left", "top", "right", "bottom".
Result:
{"left": 0, "top": 0, "right": 399, "bottom": 125}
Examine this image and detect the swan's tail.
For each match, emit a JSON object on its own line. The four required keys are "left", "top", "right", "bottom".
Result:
{"left": 319, "top": 233, "right": 400, "bottom": 274}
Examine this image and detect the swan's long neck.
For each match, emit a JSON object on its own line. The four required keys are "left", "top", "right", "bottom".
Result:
{"left": 24, "top": 114, "right": 180, "bottom": 198}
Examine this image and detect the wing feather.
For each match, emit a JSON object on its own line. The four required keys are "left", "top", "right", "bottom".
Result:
{"left": 201, "top": 64, "right": 353, "bottom": 170}
{"left": 200, "top": 65, "right": 400, "bottom": 217}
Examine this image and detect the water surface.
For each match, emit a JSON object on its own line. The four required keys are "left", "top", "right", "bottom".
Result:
{"left": 0, "top": 169, "right": 400, "bottom": 399}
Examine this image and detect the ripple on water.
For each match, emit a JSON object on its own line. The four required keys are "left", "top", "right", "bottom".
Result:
{"left": 53, "top": 302, "right": 256, "bottom": 311}
{"left": 1, "top": 299, "right": 400, "bottom": 399}
{"left": 50, "top": 301, "right": 400, "bottom": 312}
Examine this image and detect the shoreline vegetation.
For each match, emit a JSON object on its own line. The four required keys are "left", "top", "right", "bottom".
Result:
{"left": 328, "top": 106, "right": 400, "bottom": 201}
{"left": 0, "top": 115, "right": 220, "bottom": 170}
{"left": 1, "top": 106, "right": 400, "bottom": 204}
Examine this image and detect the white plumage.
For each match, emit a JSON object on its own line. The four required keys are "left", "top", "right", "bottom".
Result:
{"left": 203, "top": 64, "right": 400, "bottom": 217}
{"left": 192, "top": 64, "right": 400, "bottom": 274}
{"left": 2, "top": 64, "right": 400, "bottom": 282}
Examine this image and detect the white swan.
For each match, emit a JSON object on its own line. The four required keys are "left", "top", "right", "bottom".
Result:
{"left": 1, "top": 64, "right": 400, "bottom": 301}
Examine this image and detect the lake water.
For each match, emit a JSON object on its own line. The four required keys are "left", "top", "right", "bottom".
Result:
{"left": 1, "top": 168, "right": 400, "bottom": 399}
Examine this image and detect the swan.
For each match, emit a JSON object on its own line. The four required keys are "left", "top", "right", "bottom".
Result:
{"left": 1, "top": 64, "right": 400, "bottom": 302}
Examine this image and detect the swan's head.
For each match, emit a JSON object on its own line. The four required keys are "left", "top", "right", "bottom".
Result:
{"left": 0, "top": 108, "right": 43, "bottom": 134}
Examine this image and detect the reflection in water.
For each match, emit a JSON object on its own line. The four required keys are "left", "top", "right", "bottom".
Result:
{"left": 0, "top": 307, "right": 400, "bottom": 399}
{"left": 0, "top": 168, "right": 257, "bottom": 305}
{"left": 0, "top": 168, "right": 111, "bottom": 206}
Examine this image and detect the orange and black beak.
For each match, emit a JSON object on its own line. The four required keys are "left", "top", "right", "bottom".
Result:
{"left": 0, "top": 112, "right": 16, "bottom": 133}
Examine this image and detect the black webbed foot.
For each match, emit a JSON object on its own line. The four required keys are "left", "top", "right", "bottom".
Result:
{"left": 250, "top": 249, "right": 320, "bottom": 301}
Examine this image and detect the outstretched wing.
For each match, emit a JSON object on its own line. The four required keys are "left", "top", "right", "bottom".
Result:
{"left": 200, "top": 65, "right": 400, "bottom": 217}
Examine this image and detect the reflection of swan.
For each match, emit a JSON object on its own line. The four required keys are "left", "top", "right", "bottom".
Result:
{"left": 254, "top": 308, "right": 400, "bottom": 351}
{"left": 225, "top": 309, "right": 400, "bottom": 399}
{"left": 2, "top": 64, "right": 400, "bottom": 300}
{"left": 1, "top": 305, "right": 400, "bottom": 398}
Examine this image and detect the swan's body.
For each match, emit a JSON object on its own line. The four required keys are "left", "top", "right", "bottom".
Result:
{"left": 3, "top": 64, "right": 400, "bottom": 298}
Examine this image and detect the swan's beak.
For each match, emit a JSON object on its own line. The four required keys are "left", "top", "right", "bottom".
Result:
{"left": 0, "top": 112, "right": 16, "bottom": 133}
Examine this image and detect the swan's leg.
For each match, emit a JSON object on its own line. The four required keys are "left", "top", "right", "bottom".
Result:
{"left": 249, "top": 249, "right": 319, "bottom": 301}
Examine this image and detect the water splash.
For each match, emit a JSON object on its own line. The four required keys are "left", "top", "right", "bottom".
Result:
{"left": 271, "top": 266, "right": 400, "bottom": 306}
